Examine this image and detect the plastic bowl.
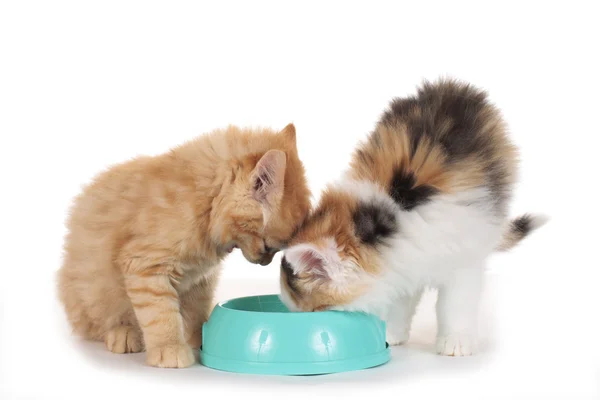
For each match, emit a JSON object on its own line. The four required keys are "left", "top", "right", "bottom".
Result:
{"left": 200, "top": 294, "right": 390, "bottom": 375}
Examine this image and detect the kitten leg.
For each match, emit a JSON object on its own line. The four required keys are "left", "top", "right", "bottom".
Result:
{"left": 435, "top": 265, "right": 483, "bottom": 356}
{"left": 386, "top": 289, "right": 424, "bottom": 345}
{"left": 125, "top": 272, "right": 195, "bottom": 368}
{"left": 180, "top": 273, "right": 219, "bottom": 350}
{"left": 104, "top": 325, "right": 144, "bottom": 354}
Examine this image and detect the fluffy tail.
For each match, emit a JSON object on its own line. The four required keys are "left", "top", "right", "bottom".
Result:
{"left": 496, "top": 214, "right": 549, "bottom": 251}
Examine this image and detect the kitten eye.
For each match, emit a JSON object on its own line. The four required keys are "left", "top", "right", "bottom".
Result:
{"left": 263, "top": 240, "right": 278, "bottom": 254}
{"left": 264, "top": 244, "right": 277, "bottom": 254}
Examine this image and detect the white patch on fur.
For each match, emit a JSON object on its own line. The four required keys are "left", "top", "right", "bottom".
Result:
{"left": 436, "top": 334, "right": 475, "bottom": 356}
{"left": 530, "top": 214, "right": 550, "bottom": 230}
{"left": 332, "top": 178, "right": 396, "bottom": 209}
{"left": 386, "top": 330, "right": 410, "bottom": 346}
{"left": 332, "top": 185, "right": 503, "bottom": 353}
{"left": 280, "top": 176, "right": 521, "bottom": 356}
{"left": 343, "top": 187, "right": 501, "bottom": 307}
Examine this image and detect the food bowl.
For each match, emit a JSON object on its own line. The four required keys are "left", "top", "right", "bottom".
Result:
{"left": 200, "top": 294, "right": 390, "bottom": 375}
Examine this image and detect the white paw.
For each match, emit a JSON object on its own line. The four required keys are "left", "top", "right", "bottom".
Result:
{"left": 386, "top": 330, "right": 409, "bottom": 346}
{"left": 436, "top": 334, "right": 476, "bottom": 356}
{"left": 146, "top": 344, "right": 196, "bottom": 368}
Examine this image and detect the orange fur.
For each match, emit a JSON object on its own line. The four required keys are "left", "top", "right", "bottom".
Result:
{"left": 280, "top": 189, "right": 384, "bottom": 311}
{"left": 58, "top": 124, "right": 311, "bottom": 368}
{"left": 348, "top": 120, "right": 493, "bottom": 195}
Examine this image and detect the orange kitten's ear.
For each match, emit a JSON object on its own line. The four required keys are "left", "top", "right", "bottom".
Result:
{"left": 251, "top": 149, "right": 287, "bottom": 221}
{"left": 279, "top": 123, "right": 297, "bottom": 149}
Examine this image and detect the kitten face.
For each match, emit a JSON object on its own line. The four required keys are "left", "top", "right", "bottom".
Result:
{"left": 279, "top": 187, "right": 394, "bottom": 311}
{"left": 213, "top": 124, "right": 312, "bottom": 265}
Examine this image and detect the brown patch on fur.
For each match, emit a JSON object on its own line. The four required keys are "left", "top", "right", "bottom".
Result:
{"left": 281, "top": 79, "right": 519, "bottom": 313}
{"left": 349, "top": 121, "right": 488, "bottom": 195}
{"left": 58, "top": 124, "right": 311, "bottom": 367}
{"left": 279, "top": 187, "right": 386, "bottom": 312}
{"left": 349, "top": 80, "right": 518, "bottom": 203}
{"left": 290, "top": 188, "right": 384, "bottom": 276}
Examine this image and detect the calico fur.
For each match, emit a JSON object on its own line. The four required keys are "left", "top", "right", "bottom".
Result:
{"left": 279, "top": 80, "right": 546, "bottom": 356}
{"left": 58, "top": 124, "right": 311, "bottom": 367}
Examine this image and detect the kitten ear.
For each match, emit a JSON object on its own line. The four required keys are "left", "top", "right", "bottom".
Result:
{"left": 285, "top": 241, "right": 341, "bottom": 280}
{"left": 279, "top": 123, "right": 297, "bottom": 148}
{"left": 251, "top": 149, "right": 287, "bottom": 217}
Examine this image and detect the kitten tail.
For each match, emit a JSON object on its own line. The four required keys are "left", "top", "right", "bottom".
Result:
{"left": 496, "top": 213, "right": 549, "bottom": 251}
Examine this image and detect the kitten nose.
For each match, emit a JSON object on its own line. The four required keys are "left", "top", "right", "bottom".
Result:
{"left": 258, "top": 253, "right": 274, "bottom": 265}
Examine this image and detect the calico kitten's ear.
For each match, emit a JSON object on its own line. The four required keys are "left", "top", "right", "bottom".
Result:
{"left": 251, "top": 149, "right": 287, "bottom": 219}
{"left": 279, "top": 123, "right": 297, "bottom": 148}
{"left": 285, "top": 241, "right": 342, "bottom": 281}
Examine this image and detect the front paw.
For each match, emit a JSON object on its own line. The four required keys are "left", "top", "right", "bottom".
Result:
{"left": 187, "top": 329, "right": 203, "bottom": 350}
{"left": 436, "top": 334, "right": 476, "bottom": 356}
{"left": 146, "top": 344, "right": 196, "bottom": 368}
{"left": 386, "top": 330, "right": 409, "bottom": 346}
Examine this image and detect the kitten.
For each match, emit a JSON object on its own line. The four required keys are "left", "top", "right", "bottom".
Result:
{"left": 279, "top": 80, "right": 546, "bottom": 356}
{"left": 58, "top": 124, "right": 311, "bottom": 368}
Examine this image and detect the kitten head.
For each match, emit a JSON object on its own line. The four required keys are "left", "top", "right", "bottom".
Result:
{"left": 279, "top": 183, "right": 398, "bottom": 312}
{"left": 213, "top": 124, "right": 312, "bottom": 265}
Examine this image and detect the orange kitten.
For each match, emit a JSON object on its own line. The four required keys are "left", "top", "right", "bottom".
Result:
{"left": 58, "top": 124, "right": 311, "bottom": 368}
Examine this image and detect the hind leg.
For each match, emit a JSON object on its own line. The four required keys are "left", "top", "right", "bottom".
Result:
{"left": 60, "top": 258, "right": 144, "bottom": 353}
{"left": 436, "top": 265, "right": 483, "bottom": 356}
{"left": 58, "top": 263, "right": 104, "bottom": 341}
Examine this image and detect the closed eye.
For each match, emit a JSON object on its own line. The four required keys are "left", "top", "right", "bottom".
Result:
{"left": 263, "top": 240, "right": 279, "bottom": 254}
{"left": 313, "top": 305, "right": 330, "bottom": 312}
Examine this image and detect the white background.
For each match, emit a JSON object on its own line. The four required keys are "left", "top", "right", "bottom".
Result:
{"left": 1, "top": 1, "right": 599, "bottom": 399}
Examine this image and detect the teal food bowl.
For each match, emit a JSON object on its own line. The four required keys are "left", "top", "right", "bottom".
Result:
{"left": 200, "top": 294, "right": 390, "bottom": 375}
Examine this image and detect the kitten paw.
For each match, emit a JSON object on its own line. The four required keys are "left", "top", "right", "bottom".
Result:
{"left": 105, "top": 326, "right": 143, "bottom": 354}
{"left": 386, "top": 330, "right": 409, "bottom": 346}
{"left": 187, "top": 329, "right": 203, "bottom": 350}
{"left": 436, "top": 334, "right": 476, "bottom": 356}
{"left": 146, "top": 344, "right": 196, "bottom": 368}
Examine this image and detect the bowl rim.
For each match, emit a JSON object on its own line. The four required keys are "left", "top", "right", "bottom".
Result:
{"left": 202, "top": 294, "right": 390, "bottom": 375}
{"left": 216, "top": 294, "right": 347, "bottom": 316}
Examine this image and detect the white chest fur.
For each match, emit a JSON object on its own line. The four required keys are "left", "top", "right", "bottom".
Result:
{"left": 340, "top": 186, "right": 504, "bottom": 318}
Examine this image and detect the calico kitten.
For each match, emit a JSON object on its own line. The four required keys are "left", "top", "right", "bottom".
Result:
{"left": 279, "top": 80, "right": 546, "bottom": 356}
{"left": 58, "top": 124, "right": 311, "bottom": 368}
